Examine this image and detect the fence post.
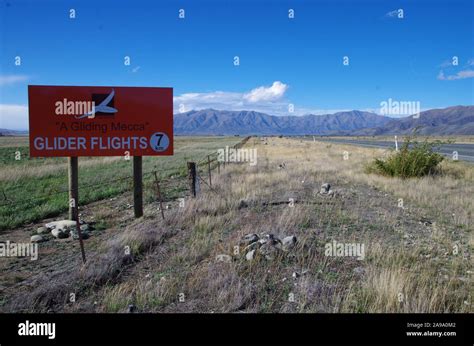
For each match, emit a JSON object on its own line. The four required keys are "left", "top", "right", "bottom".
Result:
{"left": 187, "top": 162, "right": 197, "bottom": 197}
{"left": 68, "top": 157, "right": 79, "bottom": 221}
{"left": 153, "top": 172, "right": 165, "bottom": 220}
{"left": 75, "top": 211, "right": 87, "bottom": 264}
{"left": 133, "top": 156, "right": 143, "bottom": 217}
{"left": 68, "top": 157, "right": 86, "bottom": 263}
{"left": 207, "top": 155, "right": 212, "bottom": 187}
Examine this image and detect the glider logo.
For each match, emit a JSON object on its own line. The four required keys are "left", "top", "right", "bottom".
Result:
{"left": 76, "top": 89, "right": 118, "bottom": 119}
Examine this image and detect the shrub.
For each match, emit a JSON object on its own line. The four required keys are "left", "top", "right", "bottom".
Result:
{"left": 366, "top": 135, "right": 444, "bottom": 178}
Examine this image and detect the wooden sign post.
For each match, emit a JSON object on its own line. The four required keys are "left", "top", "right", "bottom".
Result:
{"left": 68, "top": 156, "right": 86, "bottom": 263}
{"left": 133, "top": 156, "right": 143, "bottom": 217}
{"left": 68, "top": 157, "right": 79, "bottom": 221}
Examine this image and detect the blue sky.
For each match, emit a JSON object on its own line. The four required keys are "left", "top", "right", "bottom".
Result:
{"left": 0, "top": 0, "right": 473, "bottom": 129}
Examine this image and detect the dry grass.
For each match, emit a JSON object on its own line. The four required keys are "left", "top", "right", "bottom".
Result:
{"left": 2, "top": 136, "right": 471, "bottom": 313}
{"left": 92, "top": 137, "right": 471, "bottom": 313}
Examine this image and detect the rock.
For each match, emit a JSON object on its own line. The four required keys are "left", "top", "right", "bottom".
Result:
{"left": 259, "top": 242, "right": 282, "bottom": 260}
{"left": 240, "top": 233, "right": 259, "bottom": 246}
{"left": 30, "top": 235, "right": 45, "bottom": 243}
{"left": 264, "top": 234, "right": 282, "bottom": 246}
{"left": 238, "top": 200, "right": 249, "bottom": 209}
{"left": 79, "top": 224, "right": 90, "bottom": 232}
{"left": 51, "top": 229, "right": 69, "bottom": 239}
{"left": 71, "top": 230, "right": 90, "bottom": 240}
{"left": 320, "top": 183, "right": 331, "bottom": 194}
{"left": 246, "top": 250, "right": 256, "bottom": 261}
{"left": 67, "top": 223, "right": 91, "bottom": 234}
{"left": 45, "top": 220, "right": 76, "bottom": 230}
{"left": 282, "top": 235, "right": 297, "bottom": 251}
{"left": 37, "top": 226, "right": 48, "bottom": 235}
{"left": 47, "top": 220, "right": 79, "bottom": 239}
{"left": 127, "top": 304, "right": 137, "bottom": 313}
{"left": 243, "top": 241, "right": 261, "bottom": 252}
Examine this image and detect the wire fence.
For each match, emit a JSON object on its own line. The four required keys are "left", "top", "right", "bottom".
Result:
{"left": 0, "top": 136, "right": 251, "bottom": 227}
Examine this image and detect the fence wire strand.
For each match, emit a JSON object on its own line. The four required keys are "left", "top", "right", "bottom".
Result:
{"left": 0, "top": 137, "right": 250, "bottom": 215}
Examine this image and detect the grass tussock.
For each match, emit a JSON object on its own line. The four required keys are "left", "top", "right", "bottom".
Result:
{"left": 366, "top": 135, "right": 445, "bottom": 178}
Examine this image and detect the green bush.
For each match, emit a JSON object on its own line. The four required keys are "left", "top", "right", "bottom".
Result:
{"left": 366, "top": 135, "right": 444, "bottom": 178}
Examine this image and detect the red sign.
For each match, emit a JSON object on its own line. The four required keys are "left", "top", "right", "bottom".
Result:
{"left": 28, "top": 85, "right": 173, "bottom": 157}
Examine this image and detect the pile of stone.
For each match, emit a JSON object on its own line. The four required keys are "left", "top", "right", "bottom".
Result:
{"left": 240, "top": 233, "right": 297, "bottom": 261}
{"left": 30, "top": 220, "right": 92, "bottom": 243}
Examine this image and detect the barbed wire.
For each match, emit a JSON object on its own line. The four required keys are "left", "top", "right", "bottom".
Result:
{"left": 0, "top": 137, "right": 249, "bottom": 209}
{"left": 1, "top": 161, "right": 186, "bottom": 192}
{"left": 0, "top": 167, "right": 183, "bottom": 207}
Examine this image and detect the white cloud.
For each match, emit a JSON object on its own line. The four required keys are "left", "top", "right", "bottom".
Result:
{"left": 0, "top": 104, "right": 28, "bottom": 130}
{"left": 0, "top": 75, "right": 29, "bottom": 86}
{"left": 173, "top": 81, "right": 378, "bottom": 116}
{"left": 437, "top": 69, "right": 474, "bottom": 80}
{"left": 174, "top": 81, "right": 294, "bottom": 115}
{"left": 243, "top": 81, "right": 288, "bottom": 103}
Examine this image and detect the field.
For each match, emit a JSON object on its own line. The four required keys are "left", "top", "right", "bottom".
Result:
{"left": 0, "top": 136, "right": 472, "bottom": 313}
{"left": 0, "top": 136, "right": 241, "bottom": 231}
{"left": 313, "top": 135, "right": 474, "bottom": 144}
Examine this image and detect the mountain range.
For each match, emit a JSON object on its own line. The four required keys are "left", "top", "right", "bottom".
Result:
{"left": 350, "top": 106, "right": 474, "bottom": 135}
{"left": 0, "top": 129, "right": 28, "bottom": 136}
{"left": 174, "top": 106, "right": 474, "bottom": 136}
{"left": 1, "top": 106, "right": 472, "bottom": 136}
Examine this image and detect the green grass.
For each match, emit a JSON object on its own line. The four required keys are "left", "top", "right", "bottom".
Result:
{"left": 0, "top": 136, "right": 241, "bottom": 231}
